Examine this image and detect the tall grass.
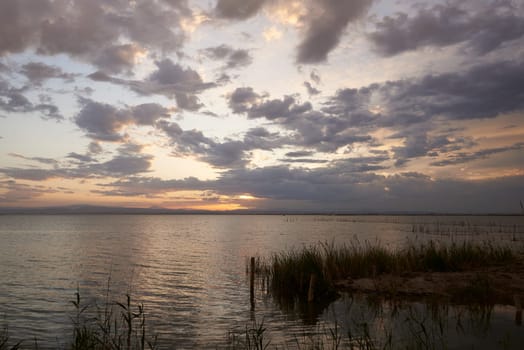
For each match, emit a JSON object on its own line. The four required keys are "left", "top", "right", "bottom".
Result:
{"left": 70, "top": 288, "right": 157, "bottom": 350}
{"left": 0, "top": 325, "right": 22, "bottom": 350}
{"left": 256, "top": 241, "right": 515, "bottom": 304}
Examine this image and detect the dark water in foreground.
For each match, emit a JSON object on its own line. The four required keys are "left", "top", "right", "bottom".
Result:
{"left": 0, "top": 214, "right": 523, "bottom": 349}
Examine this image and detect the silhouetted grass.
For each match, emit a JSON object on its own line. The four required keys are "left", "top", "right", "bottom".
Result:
{"left": 0, "top": 325, "right": 22, "bottom": 350}
{"left": 70, "top": 288, "right": 157, "bottom": 350}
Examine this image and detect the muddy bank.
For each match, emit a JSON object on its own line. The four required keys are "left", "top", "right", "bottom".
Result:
{"left": 334, "top": 253, "right": 524, "bottom": 305}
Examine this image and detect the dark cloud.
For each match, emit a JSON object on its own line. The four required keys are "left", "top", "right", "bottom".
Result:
{"left": 248, "top": 96, "right": 313, "bottom": 120}
{"left": 215, "top": 0, "right": 267, "bottom": 20}
{"left": 0, "top": 0, "right": 54, "bottom": 55}
{"left": 304, "top": 81, "right": 320, "bottom": 95}
{"left": 280, "top": 158, "right": 328, "bottom": 164}
{"left": 285, "top": 151, "right": 314, "bottom": 157}
{"left": 388, "top": 126, "right": 477, "bottom": 166}
{"left": 242, "top": 127, "right": 283, "bottom": 150}
{"left": 158, "top": 121, "right": 282, "bottom": 168}
{"left": 379, "top": 60, "right": 524, "bottom": 123}
{"left": 89, "top": 59, "right": 215, "bottom": 110}
{"left": 74, "top": 100, "right": 129, "bottom": 142}
{"left": 0, "top": 79, "right": 63, "bottom": 120}
{"left": 369, "top": 2, "right": 524, "bottom": 57}
{"left": 0, "top": 167, "right": 63, "bottom": 181}
{"left": 227, "top": 49, "right": 252, "bottom": 69}
{"left": 0, "top": 148, "right": 153, "bottom": 181}
{"left": 96, "top": 154, "right": 152, "bottom": 176}
{"left": 20, "top": 62, "right": 76, "bottom": 84}
{"left": 213, "top": 0, "right": 373, "bottom": 64}
{"left": 74, "top": 99, "right": 170, "bottom": 141}
{"left": 97, "top": 165, "right": 524, "bottom": 213}
{"left": 0, "top": 180, "right": 59, "bottom": 202}
{"left": 430, "top": 142, "right": 524, "bottom": 167}
{"left": 227, "top": 87, "right": 263, "bottom": 113}
{"left": 202, "top": 44, "right": 253, "bottom": 69}
{"left": 227, "top": 87, "right": 374, "bottom": 152}
{"left": 227, "top": 58, "right": 524, "bottom": 163}
{"left": 88, "top": 142, "right": 103, "bottom": 154}
{"left": 159, "top": 120, "right": 240, "bottom": 167}
{"left": 310, "top": 69, "right": 321, "bottom": 84}
{"left": 93, "top": 44, "right": 145, "bottom": 74}
{"left": 321, "top": 59, "right": 524, "bottom": 133}
{"left": 0, "top": 0, "right": 190, "bottom": 72}
{"left": 67, "top": 152, "right": 95, "bottom": 163}
{"left": 296, "top": 0, "right": 374, "bottom": 63}
{"left": 9, "top": 152, "right": 58, "bottom": 165}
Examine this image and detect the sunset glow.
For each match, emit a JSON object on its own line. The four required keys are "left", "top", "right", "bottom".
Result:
{"left": 0, "top": 0, "right": 523, "bottom": 213}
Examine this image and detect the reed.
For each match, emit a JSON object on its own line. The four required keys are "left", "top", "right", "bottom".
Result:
{"left": 0, "top": 325, "right": 22, "bottom": 350}
{"left": 256, "top": 240, "right": 515, "bottom": 304}
{"left": 70, "top": 289, "right": 157, "bottom": 350}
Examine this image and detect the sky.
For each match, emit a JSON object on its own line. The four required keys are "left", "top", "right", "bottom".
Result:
{"left": 0, "top": 0, "right": 523, "bottom": 213}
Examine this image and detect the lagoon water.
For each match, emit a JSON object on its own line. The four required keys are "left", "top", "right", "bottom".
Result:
{"left": 0, "top": 214, "right": 523, "bottom": 349}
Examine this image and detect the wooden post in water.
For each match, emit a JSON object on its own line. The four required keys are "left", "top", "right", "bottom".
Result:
{"left": 250, "top": 257, "right": 255, "bottom": 310}
{"left": 515, "top": 295, "right": 522, "bottom": 326}
{"left": 307, "top": 273, "right": 317, "bottom": 303}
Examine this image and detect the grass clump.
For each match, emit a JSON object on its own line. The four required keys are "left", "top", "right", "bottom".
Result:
{"left": 402, "top": 241, "right": 514, "bottom": 272}
{"left": 257, "top": 241, "right": 515, "bottom": 304}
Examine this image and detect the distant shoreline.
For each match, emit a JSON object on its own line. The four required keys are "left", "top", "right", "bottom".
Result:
{"left": 0, "top": 205, "right": 522, "bottom": 216}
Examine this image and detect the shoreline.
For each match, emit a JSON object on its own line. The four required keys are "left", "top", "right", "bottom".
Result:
{"left": 334, "top": 253, "right": 524, "bottom": 306}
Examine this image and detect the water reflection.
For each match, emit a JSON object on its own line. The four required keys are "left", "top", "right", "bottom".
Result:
{"left": 248, "top": 292, "right": 524, "bottom": 349}
{"left": 0, "top": 214, "right": 523, "bottom": 348}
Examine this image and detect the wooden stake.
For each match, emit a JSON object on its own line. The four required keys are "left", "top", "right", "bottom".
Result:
{"left": 250, "top": 257, "right": 255, "bottom": 310}
{"left": 308, "top": 273, "right": 317, "bottom": 303}
{"left": 515, "top": 295, "right": 522, "bottom": 326}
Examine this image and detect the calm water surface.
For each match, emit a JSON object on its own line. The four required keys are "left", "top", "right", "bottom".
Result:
{"left": 0, "top": 215, "right": 523, "bottom": 349}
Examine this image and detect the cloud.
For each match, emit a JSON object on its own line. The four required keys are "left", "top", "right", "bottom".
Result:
{"left": 322, "top": 59, "right": 524, "bottom": 130}
{"left": 296, "top": 0, "right": 374, "bottom": 63}
{"left": 227, "top": 87, "right": 373, "bottom": 152}
{"left": 246, "top": 95, "right": 313, "bottom": 120}
{"left": 369, "top": 2, "right": 524, "bottom": 57}
{"left": 96, "top": 165, "right": 524, "bottom": 213}
{"left": 202, "top": 44, "right": 253, "bottom": 69}
{"left": 88, "top": 142, "right": 103, "bottom": 155}
{"left": 74, "top": 99, "right": 171, "bottom": 141}
{"left": 0, "top": 167, "right": 63, "bottom": 181}
{"left": 0, "top": 0, "right": 190, "bottom": 72}
{"left": 213, "top": 0, "right": 373, "bottom": 64}
{"left": 0, "top": 79, "right": 63, "bottom": 120}
{"left": 304, "top": 81, "right": 320, "bottom": 95}
{"left": 280, "top": 158, "right": 328, "bottom": 164}
{"left": 215, "top": 0, "right": 267, "bottom": 20}
{"left": 158, "top": 121, "right": 282, "bottom": 168}
{"left": 379, "top": 60, "right": 524, "bottom": 123}
{"left": 227, "top": 87, "right": 263, "bottom": 113}
{"left": 9, "top": 152, "right": 59, "bottom": 165}
{"left": 67, "top": 152, "right": 95, "bottom": 163}
{"left": 225, "top": 58, "right": 524, "bottom": 163}
{"left": 0, "top": 146, "right": 153, "bottom": 181}
{"left": 93, "top": 44, "right": 147, "bottom": 74}
{"left": 0, "top": 180, "right": 60, "bottom": 202}
{"left": 89, "top": 59, "right": 215, "bottom": 110}
{"left": 285, "top": 151, "right": 314, "bottom": 157}
{"left": 20, "top": 62, "right": 76, "bottom": 84}
{"left": 95, "top": 154, "right": 152, "bottom": 176}
{"left": 430, "top": 142, "right": 524, "bottom": 167}
{"left": 310, "top": 69, "right": 321, "bottom": 84}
